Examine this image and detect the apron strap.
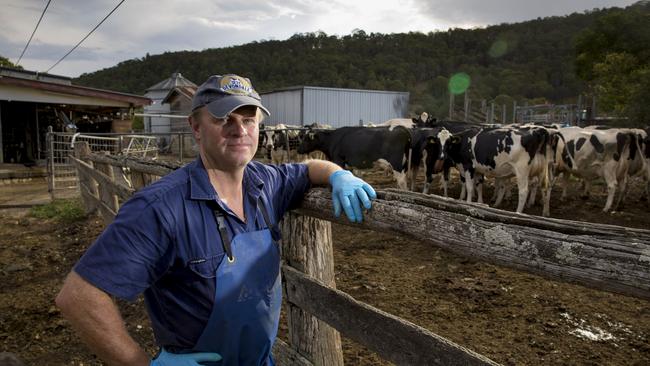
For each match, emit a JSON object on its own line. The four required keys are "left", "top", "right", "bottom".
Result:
{"left": 257, "top": 195, "right": 275, "bottom": 231}
{"left": 213, "top": 210, "right": 234, "bottom": 262}
{"left": 212, "top": 195, "right": 277, "bottom": 262}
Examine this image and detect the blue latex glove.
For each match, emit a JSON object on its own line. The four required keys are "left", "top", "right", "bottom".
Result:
{"left": 329, "top": 170, "right": 377, "bottom": 223}
{"left": 151, "top": 348, "right": 222, "bottom": 366}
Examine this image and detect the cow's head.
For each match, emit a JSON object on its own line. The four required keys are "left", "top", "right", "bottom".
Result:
{"left": 424, "top": 128, "right": 459, "bottom": 173}
{"left": 297, "top": 130, "right": 320, "bottom": 154}
{"left": 412, "top": 112, "right": 437, "bottom": 128}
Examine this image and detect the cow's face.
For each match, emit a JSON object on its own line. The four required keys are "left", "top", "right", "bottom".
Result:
{"left": 297, "top": 130, "right": 319, "bottom": 154}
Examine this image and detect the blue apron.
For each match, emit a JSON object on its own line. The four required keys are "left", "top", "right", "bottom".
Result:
{"left": 190, "top": 196, "right": 282, "bottom": 366}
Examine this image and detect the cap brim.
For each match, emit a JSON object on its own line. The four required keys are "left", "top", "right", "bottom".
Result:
{"left": 205, "top": 95, "right": 270, "bottom": 119}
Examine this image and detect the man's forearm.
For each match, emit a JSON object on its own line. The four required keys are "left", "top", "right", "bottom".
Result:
{"left": 55, "top": 271, "right": 151, "bottom": 366}
{"left": 305, "top": 159, "right": 342, "bottom": 185}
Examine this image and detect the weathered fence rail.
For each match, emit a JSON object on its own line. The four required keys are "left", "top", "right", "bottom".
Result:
{"left": 69, "top": 142, "right": 650, "bottom": 365}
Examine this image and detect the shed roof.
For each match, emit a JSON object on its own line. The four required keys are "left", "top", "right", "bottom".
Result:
{"left": 260, "top": 85, "right": 409, "bottom": 96}
{"left": 146, "top": 72, "right": 197, "bottom": 92}
{"left": 0, "top": 75, "right": 151, "bottom": 107}
{"left": 161, "top": 85, "right": 197, "bottom": 104}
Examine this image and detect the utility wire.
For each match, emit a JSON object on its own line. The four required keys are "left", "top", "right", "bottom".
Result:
{"left": 44, "top": 0, "right": 126, "bottom": 74}
{"left": 16, "top": 0, "right": 53, "bottom": 66}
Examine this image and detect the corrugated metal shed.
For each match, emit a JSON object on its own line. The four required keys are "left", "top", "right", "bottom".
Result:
{"left": 260, "top": 86, "right": 409, "bottom": 128}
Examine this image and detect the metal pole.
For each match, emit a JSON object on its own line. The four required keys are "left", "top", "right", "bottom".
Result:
{"left": 0, "top": 102, "right": 3, "bottom": 163}
{"left": 512, "top": 101, "right": 517, "bottom": 124}
{"left": 592, "top": 95, "right": 597, "bottom": 119}
{"left": 179, "top": 133, "right": 184, "bottom": 163}
{"left": 47, "top": 126, "right": 55, "bottom": 196}
{"left": 464, "top": 91, "right": 469, "bottom": 122}
{"left": 490, "top": 102, "right": 495, "bottom": 124}
{"left": 449, "top": 93, "right": 454, "bottom": 120}
{"left": 482, "top": 99, "right": 487, "bottom": 123}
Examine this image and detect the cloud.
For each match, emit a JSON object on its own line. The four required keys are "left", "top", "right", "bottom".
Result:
{"left": 0, "top": 0, "right": 639, "bottom": 77}
{"left": 412, "top": 0, "right": 637, "bottom": 27}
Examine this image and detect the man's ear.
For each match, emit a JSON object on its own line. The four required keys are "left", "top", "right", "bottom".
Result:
{"left": 188, "top": 113, "right": 201, "bottom": 141}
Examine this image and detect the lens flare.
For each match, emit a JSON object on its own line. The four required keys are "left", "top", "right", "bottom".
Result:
{"left": 448, "top": 73, "right": 471, "bottom": 95}
{"left": 489, "top": 40, "right": 508, "bottom": 58}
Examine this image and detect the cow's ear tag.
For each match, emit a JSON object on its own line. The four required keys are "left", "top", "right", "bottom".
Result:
{"left": 452, "top": 136, "right": 461, "bottom": 144}
{"left": 427, "top": 137, "right": 436, "bottom": 144}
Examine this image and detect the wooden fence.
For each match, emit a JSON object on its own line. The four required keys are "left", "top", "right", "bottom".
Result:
{"left": 69, "top": 141, "right": 650, "bottom": 365}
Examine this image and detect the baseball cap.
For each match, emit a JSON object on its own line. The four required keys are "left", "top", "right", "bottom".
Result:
{"left": 191, "top": 74, "right": 270, "bottom": 119}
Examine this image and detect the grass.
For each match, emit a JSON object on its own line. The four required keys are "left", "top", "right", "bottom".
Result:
{"left": 29, "top": 199, "right": 86, "bottom": 223}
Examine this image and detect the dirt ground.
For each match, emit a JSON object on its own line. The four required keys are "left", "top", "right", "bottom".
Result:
{"left": 1, "top": 169, "right": 649, "bottom": 365}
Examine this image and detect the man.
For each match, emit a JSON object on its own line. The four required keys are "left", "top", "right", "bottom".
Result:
{"left": 55, "top": 74, "right": 376, "bottom": 366}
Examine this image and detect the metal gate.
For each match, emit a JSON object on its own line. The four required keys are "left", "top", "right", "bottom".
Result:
{"left": 46, "top": 127, "right": 159, "bottom": 199}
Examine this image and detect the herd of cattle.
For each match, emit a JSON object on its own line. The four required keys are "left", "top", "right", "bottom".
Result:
{"left": 259, "top": 114, "right": 650, "bottom": 217}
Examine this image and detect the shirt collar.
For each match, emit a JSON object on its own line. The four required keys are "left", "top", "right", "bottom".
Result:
{"left": 189, "top": 158, "right": 265, "bottom": 201}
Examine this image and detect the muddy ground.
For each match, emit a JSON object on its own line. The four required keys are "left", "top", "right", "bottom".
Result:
{"left": 1, "top": 170, "right": 649, "bottom": 365}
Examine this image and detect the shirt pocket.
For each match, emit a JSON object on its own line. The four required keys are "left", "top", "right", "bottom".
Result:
{"left": 186, "top": 253, "right": 224, "bottom": 279}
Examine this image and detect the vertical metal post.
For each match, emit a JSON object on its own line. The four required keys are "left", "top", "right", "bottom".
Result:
{"left": 449, "top": 93, "right": 454, "bottom": 120}
{"left": 592, "top": 95, "right": 597, "bottom": 119}
{"left": 118, "top": 135, "right": 124, "bottom": 155}
{"left": 464, "top": 91, "right": 469, "bottom": 122}
{"left": 0, "top": 102, "right": 3, "bottom": 163}
{"left": 35, "top": 104, "right": 42, "bottom": 160}
{"left": 490, "top": 102, "right": 495, "bottom": 124}
{"left": 513, "top": 101, "right": 517, "bottom": 124}
{"left": 47, "top": 126, "right": 55, "bottom": 196}
{"left": 482, "top": 100, "right": 487, "bottom": 123}
{"left": 502, "top": 104, "right": 506, "bottom": 124}
{"left": 179, "top": 133, "right": 184, "bottom": 163}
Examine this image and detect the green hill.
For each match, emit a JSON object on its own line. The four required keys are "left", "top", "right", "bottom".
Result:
{"left": 74, "top": 3, "right": 648, "bottom": 118}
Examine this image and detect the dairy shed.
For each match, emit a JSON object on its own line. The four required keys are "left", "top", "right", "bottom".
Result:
{"left": 260, "top": 86, "right": 409, "bottom": 128}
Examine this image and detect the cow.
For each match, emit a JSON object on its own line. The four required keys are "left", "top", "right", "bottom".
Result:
{"left": 375, "top": 112, "right": 436, "bottom": 130}
{"left": 581, "top": 126, "right": 649, "bottom": 204}
{"left": 420, "top": 122, "right": 483, "bottom": 197}
{"left": 270, "top": 123, "right": 303, "bottom": 164}
{"left": 555, "top": 126, "right": 636, "bottom": 212}
{"left": 297, "top": 126, "right": 412, "bottom": 189}
{"left": 440, "top": 125, "right": 558, "bottom": 216}
{"left": 259, "top": 125, "right": 278, "bottom": 160}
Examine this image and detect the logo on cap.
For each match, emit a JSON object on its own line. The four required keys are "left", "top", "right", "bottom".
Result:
{"left": 219, "top": 75, "right": 254, "bottom": 96}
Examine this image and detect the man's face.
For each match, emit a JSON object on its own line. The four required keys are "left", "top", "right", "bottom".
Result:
{"left": 190, "top": 106, "right": 260, "bottom": 171}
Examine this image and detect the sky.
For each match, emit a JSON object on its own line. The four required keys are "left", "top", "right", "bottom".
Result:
{"left": 0, "top": 0, "right": 639, "bottom": 78}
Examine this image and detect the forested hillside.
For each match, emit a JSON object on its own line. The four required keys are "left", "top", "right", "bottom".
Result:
{"left": 74, "top": 3, "right": 648, "bottom": 119}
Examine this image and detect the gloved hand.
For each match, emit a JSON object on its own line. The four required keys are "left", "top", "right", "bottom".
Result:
{"left": 329, "top": 170, "right": 377, "bottom": 223}
{"left": 150, "top": 348, "right": 222, "bottom": 366}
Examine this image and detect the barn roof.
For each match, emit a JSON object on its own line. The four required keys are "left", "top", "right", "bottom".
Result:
{"left": 0, "top": 74, "right": 151, "bottom": 107}
{"left": 146, "top": 72, "right": 197, "bottom": 92}
{"left": 260, "top": 85, "right": 409, "bottom": 96}
{"left": 161, "top": 85, "right": 197, "bottom": 104}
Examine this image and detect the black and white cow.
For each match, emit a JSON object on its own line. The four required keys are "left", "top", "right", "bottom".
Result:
{"left": 269, "top": 123, "right": 303, "bottom": 163}
{"left": 420, "top": 122, "right": 483, "bottom": 197}
{"left": 259, "top": 125, "right": 277, "bottom": 160}
{"left": 555, "top": 126, "right": 636, "bottom": 212}
{"left": 375, "top": 112, "right": 436, "bottom": 130}
{"left": 443, "top": 125, "right": 558, "bottom": 216}
{"left": 297, "top": 126, "right": 412, "bottom": 189}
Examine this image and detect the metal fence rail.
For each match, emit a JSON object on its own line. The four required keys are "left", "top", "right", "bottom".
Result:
{"left": 46, "top": 128, "right": 194, "bottom": 199}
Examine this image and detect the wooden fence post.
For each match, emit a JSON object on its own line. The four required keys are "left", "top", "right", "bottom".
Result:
{"left": 282, "top": 212, "right": 344, "bottom": 366}
{"left": 73, "top": 141, "right": 99, "bottom": 214}
{"left": 94, "top": 151, "right": 120, "bottom": 224}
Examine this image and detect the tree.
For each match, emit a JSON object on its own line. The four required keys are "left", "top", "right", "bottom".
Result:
{"left": 0, "top": 55, "right": 23, "bottom": 69}
{"left": 574, "top": 4, "right": 650, "bottom": 121}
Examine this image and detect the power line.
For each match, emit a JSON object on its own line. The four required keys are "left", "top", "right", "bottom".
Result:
{"left": 15, "top": 0, "right": 53, "bottom": 66}
{"left": 44, "top": 0, "right": 126, "bottom": 74}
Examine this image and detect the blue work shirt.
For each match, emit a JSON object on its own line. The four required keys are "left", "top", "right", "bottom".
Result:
{"left": 74, "top": 158, "right": 311, "bottom": 350}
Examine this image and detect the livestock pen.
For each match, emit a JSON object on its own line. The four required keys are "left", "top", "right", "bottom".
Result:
{"left": 68, "top": 142, "right": 650, "bottom": 365}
